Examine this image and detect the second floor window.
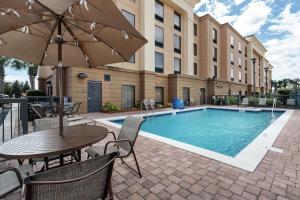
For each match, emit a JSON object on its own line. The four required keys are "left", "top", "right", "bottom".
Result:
{"left": 194, "top": 24, "right": 198, "bottom": 36}
{"left": 155, "top": 52, "right": 164, "bottom": 73}
{"left": 194, "top": 63, "right": 197, "bottom": 75}
{"left": 213, "top": 65, "right": 217, "bottom": 79}
{"left": 245, "top": 73, "right": 248, "bottom": 84}
{"left": 174, "top": 57, "right": 181, "bottom": 74}
{"left": 213, "top": 48, "right": 217, "bottom": 61}
{"left": 174, "top": 12, "right": 181, "bottom": 31}
{"left": 194, "top": 43, "right": 197, "bottom": 56}
{"left": 230, "top": 35, "right": 234, "bottom": 48}
{"left": 155, "top": 26, "right": 164, "bottom": 48}
{"left": 155, "top": 0, "right": 164, "bottom": 22}
{"left": 245, "top": 60, "right": 248, "bottom": 70}
{"left": 174, "top": 34, "right": 181, "bottom": 54}
{"left": 245, "top": 46, "right": 248, "bottom": 57}
{"left": 213, "top": 28, "right": 217, "bottom": 43}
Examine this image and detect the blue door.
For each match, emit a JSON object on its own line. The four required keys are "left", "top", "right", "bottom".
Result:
{"left": 88, "top": 81, "right": 102, "bottom": 113}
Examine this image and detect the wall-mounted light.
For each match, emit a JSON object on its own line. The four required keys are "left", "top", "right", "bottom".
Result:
{"left": 78, "top": 72, "right": 88, "bottom": 79}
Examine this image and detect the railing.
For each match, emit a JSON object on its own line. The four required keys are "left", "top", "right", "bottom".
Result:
{"left": 210, "top": 94, "right": 300, "bottom": 108}
{"left": 0, "top": 98, "right": 28, "bottom": 143}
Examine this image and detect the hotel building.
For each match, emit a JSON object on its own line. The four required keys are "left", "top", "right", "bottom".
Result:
{"left": 38, "top": 0, "right": 273, "bottom": 113}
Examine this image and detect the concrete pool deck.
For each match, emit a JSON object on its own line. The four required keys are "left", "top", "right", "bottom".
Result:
{"left": 2, "top": 106, "right": 300, "bottom": 200}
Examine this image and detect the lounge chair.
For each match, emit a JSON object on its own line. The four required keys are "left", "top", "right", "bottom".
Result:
{"left": 86, "top": 116, "right": 145, "bottom": 177}
{"left": 21, "top": 152, "right": 118, "bottom": 200}
{"left": 64, "top": 102, "right": 81, "bottom": 118}
{"left": 31, "top": 104, "right": 53, "bottom": 119}
{"left": 0, "top": 165, "right": 34, "bottom": 198}
{"left": 258, "top": 98, "right": 267, "bottom": 106}
{"left": 287, "top": 99, "right": 296, "bottom": 108}
{"left": 239, "top": 98, "right": 249, "bottom": 107}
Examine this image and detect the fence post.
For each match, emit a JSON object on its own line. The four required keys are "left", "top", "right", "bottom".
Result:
{"left": 21, "top": 98, "right": 28, "bottom": 135}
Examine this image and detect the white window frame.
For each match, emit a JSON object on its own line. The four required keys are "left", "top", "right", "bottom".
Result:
{"left": 230, "top": 52, "right": 234, "bottom": 62}
{"left": 231, "top": 68, "right": 234, "bottom": 78}
{"left": 238, "top": 42, "right": 242, "bottom": 52}
{"left": 230, "top": 35, "right": 234, "bottom": 46}
{"left": 239, "top": 71, "right": 242, "bottom": 81}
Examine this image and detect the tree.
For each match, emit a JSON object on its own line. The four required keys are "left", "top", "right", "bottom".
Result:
{"left": 0, "top": 56, "right": 12, "bottom": 93}
{"left": 11, "top": 80, "right": 22, "bottom": 98}
{"left": 3, "top": 82, "right": 12, "bottom": 97}
{"left": 10, "top": 60, "right": 38, "bottom": 90}
{"left": 22, "top": 81, "right": 31, "bottom": 93}
{"left": 271, "top": 80, "right": 278, "bottom": 94}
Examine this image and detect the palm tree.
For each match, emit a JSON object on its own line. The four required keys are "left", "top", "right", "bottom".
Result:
{"left": 10, "top": 60, "right": 38, "bottom": 90}
{"left": 0, "top": 56, "right": 12, "bottom": 93}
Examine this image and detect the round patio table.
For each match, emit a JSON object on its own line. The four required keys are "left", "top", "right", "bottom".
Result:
{"left": 0, "top": 126, "right": 108, "bottom": 168}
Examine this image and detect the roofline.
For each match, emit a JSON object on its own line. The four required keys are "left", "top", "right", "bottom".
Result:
{"left": 221, "top": 23, "right": 248, "bottom": 43}
{"left": 245, "top": 35, "right": 268, "bottom": 53}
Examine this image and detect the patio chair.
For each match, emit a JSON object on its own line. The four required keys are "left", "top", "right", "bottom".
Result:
{"left": 0, "top": 165, "right": 34, "bottom": 199}
{"left": 21, "top": 152, "right": 118, "bottom": 200}
{"left": 31, "top": 104, "right": 53, "bottom": 119}
{"left": 239, "top": 97, "right": 249, "bottom": 107}
{"left": 64, "top": 102, "right": 81, "bottom": 118}
{"left": 258, "top": 98, "right": 267, "bottom": 106}
{"left": 85, "top": 116, "right": 145, "bottom": 178}
{"left": 34, "top": 117, "right": 75, "bottom": 170}
{"left": 287, "top": 99, "right": 296, "bottom": 108}
{"left": 190, "top": 98, "right": 195, "bottom": 106}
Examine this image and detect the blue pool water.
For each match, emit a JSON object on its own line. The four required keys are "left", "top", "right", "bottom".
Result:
{"left": 113, "top": 108, "right": 283, "bottom": 157}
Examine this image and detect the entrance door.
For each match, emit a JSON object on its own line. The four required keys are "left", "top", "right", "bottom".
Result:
{"left": 182, "top": 87, "right": 190, "bottom": 105}
{"left": 122, "top": 85, "right": 135, "bottom": 110}
{"left": 88, "top": 81, "right": 102, "bottom": 113}
{"left": 200, "top": 88, "right": 206, "bottom": 105}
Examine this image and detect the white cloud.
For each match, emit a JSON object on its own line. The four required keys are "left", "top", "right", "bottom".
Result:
{"left": 234, "top": 0, "right": 246, "bottom": 5}
{"left": 233, "top": 1, "right": 272, "bottom": 36}
{"left": 195, "top": 0, "right": 237, "bottom": 24}
{"left": 265, "top": 3, "right": 300, "bottom": 80}
{"left": 5, "top": 75, "right": 28, "bottom": 83}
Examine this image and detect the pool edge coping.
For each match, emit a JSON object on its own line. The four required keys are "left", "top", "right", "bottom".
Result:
{"left": 96, "top": 107, "right": 293, "bottom": 172}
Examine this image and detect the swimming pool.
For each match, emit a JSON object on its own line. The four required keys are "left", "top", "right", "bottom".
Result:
{"left": 97, "top": 107, "right": 293, "bottom": 171}
{"left": 113, "top": 108, "right": 283, "bottom": 157}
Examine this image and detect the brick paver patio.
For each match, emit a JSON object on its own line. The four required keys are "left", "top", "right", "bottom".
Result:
{"left": 2, "top": 109, "right": 300, "bottom": 200}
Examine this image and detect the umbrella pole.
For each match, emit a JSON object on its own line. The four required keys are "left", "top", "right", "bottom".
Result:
{"left": 57, "top": 17, "right": 64, "bottom": 135}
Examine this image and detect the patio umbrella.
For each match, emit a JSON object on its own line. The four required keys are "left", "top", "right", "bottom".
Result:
{"left": 0, "top": 0, "right": 147, "bottom": 134}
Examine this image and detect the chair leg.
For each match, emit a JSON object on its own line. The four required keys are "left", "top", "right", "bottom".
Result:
{"left": 132, "top": 150, "right": 142, "bottom": 178}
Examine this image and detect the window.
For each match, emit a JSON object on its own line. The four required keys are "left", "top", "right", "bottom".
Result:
{"left": 245, "top": 46, "right": 248, "bottom": 57}
{"left": 174, "top": 34, "right": 181, "bottom": 54}
{"left": 194, "top": 24, "right": 197, "bottom": 36}
{"left": 239, "top": 71, "right": 242, "bottom": 82}
{"left": 230, "top": 52, "right": 234, "bottom": 64}
{"left": 122, "top": 10, "right": 135, "bottom": 63}
{"left": 155, "top": 0, "right": 164, "bottom": 22}
{"left": 155, "top": 52, "right": 164, "bottom": 73}
{"left": 213, "top": 47, "right": 217, "bottom": 61}
{"left": 155, "top": 26, "right": 164, "bottom": 48}
{"left": 194, "top": 43, "right": 197, "bottom": 56}
{"left": 174, "top": 57, "right": 181, "bottom": 74}
{"left": 155, "top": 87, "right": 164, "bottom": 104}
{"left": 104, "top": 74, "right": 111, "bottom": 81}
{"left": 194, "top": 63, "right": 197, "bottom": 75}
{"left": 182, "top": 87, "right": 190, "bottom": 104}
{"left": 213, "top": 65, "right": 217, "bottom": 79}
{"left": 231, "top": 68, "right": 234, "bottom": 81}
{"left": 238, "top": 57, "right": 242, "bottom": 67}
{"left": 122, "top": 85, "right": 135, "bottom": 110}
{"left": 238, "top": 42, "right": 242, "bottom": 53}
{"left": 230, "top": 35, "right": 234, "bottom": 48}
{"left": 245, "top": 60, "right": 247, "bottom": 71}
{"left": 174, "top": 12, "right": 181, "bottom": 31}
{"left": 213, "top": 28, "right": 217, "bottom": 43}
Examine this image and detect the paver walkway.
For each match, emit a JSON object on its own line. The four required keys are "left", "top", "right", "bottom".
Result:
{"left": 2, "top": 109, "right": 300, "bottom": 200}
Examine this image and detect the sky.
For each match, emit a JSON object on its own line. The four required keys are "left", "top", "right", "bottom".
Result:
{"left": 194, "top": 0, "right": 300, "bottom": 80}
{"left": 4, "top": 0, "right": 300, "bottom": 82}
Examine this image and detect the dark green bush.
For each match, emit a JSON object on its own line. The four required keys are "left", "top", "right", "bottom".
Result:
{"left": 26, "top": 90, "right": 45, "bottom": 96}
{"left": 226, "top": 96, "right": 238, "bottom": 105}
{"left": 103, "top": 101, "right": 119, "bottom": 112}
{"left": 277, "top": 89, "right": 292, "bottom": 96}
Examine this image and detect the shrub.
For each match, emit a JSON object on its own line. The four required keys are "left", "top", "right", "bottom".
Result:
{"left": 103, "top": 101, "right": 119, "bottom": 112}
{"left": 156, "top": 103, "right": 164, "bottom": 108}
{"left": 277, "top": 89, "right": 292, "bottom": 96}
{"left": 26, "top": 90, "right": 45, "bottom": 96}
{"left": 226, "top": 96, "right": 237, "bottom": 105}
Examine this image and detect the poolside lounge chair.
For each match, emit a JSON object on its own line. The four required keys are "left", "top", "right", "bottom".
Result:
{"left": 239, "top": 98, "right": 249, "bottom": 107}
{"left": 86, "top": 116, "right": 145, "bottom": 178}
{"left": 258, "top": 98, "right": 267, "bottom": 106}
{"left": 64, "top": 102, "right": 81, "bottom": 118}
{"left": 21, "top": 152, "right": 118, "bottom": 200}
{"left": 287, "top": 99, "right": 296, "bottom": 108}
{"left": 0, "top": 165, "right": 33, "bottom": 198}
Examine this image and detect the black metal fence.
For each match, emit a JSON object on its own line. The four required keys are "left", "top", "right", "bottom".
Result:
{"left": 0, "top": 98, "right": 28, "bottom": 143}
{"left": 211, "top": 94, "right": 300, "bottom": 108}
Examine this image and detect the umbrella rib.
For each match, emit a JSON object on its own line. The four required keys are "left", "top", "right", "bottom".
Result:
{"left": 64, "top": 21, "right": 128, "bottom": 62}
{"left": 39, "top": 21, "right": 58, "bottom": 65}
{"left": 68, "top": 18, "right": 145, "bottom": 41}
{"left": 62, "top": 21, "right": 92, "bottom": 68}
